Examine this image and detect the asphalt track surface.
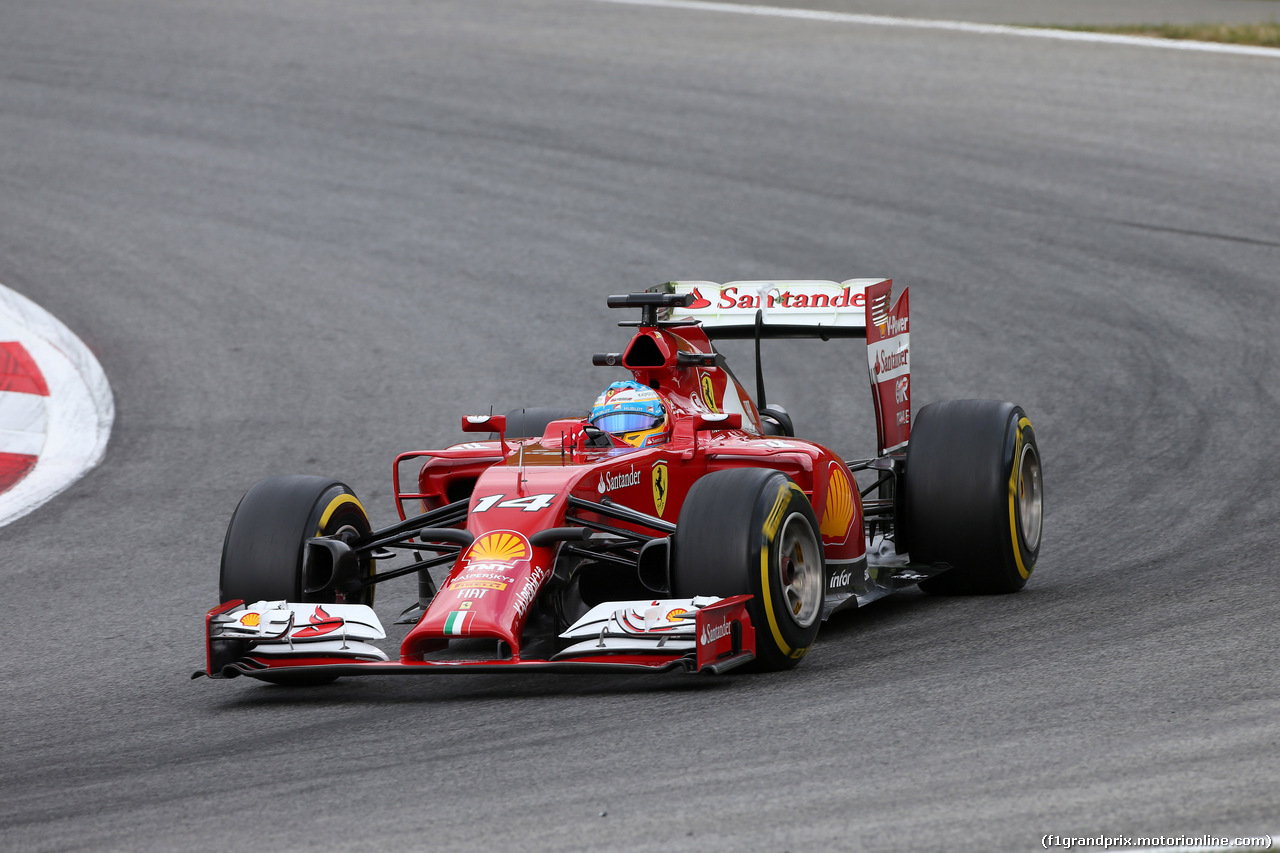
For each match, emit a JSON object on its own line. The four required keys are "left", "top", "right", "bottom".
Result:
{"left": 1, "top": 2, "right": 1277, "bottom": 851}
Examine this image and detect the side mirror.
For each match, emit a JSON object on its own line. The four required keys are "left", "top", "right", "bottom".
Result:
{"left": 461, "top": 414, "right": 507, "bottom": 435}
{"left": 462, "top": 414, "right": 509, "bottom": 453}
{"left": 693, "top": 412, "right": 742, "bottom": 431}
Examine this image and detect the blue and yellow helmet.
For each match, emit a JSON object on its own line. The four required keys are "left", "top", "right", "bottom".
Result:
{"left": 590, "top": 380, "right": 668, "bottom": 447}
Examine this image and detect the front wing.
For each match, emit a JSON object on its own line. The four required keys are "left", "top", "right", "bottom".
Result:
{"left": 195, "top": 596, "right": 756, "bottom": 682}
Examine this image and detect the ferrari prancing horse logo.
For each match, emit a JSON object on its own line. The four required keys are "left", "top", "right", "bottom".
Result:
{"left": 699, "top": 372, "right": 719, "bottom": 413}
{"left": 652, "top": 463, "right": 669, "bottom": 517}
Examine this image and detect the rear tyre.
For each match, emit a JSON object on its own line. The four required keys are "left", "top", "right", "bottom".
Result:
{"left": 671, "top": 468, "right": 824, "bottom": 671}
{"left": 220, "top": 475, "right": 374, "bottom": 606}
{"left": 501, "top": 407, "right": 587, "bottom": 439}
{"left": 904, "top": 401, "right": 1042, "bottom": 595}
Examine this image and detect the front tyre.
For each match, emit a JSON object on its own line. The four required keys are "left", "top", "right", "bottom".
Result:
{"left": 671, "top": 468, "right": 824, "bottom": 671}
{"left": 220, "top": 475, "right": 374, "bottom": 606}
{"left": 904, "top": 401, "right": 1043, "bottom": 595}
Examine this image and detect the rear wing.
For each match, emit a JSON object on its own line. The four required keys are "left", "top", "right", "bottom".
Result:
{"left": 655, "top": 280, "right": 911, "bottom": 454}
{"left": 657, "top": 279, "right": 881, "bottom": 339}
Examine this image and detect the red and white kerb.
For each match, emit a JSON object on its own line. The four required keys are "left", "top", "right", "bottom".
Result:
{"left": 0, "top": 341, "right": 49, "bottom": 494}
{"left": 0, "top": 283, "right": 114, "bottom": 527}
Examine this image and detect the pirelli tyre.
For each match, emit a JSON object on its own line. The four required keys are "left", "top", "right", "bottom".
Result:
{"left": 671, "top": 468, "right": 824, "bottom": 671}
{"left": 220, "top": 475, "right": 375, "bottom": 607}
{"left": 903, "top": 400, "right": 1043, "bottom": 595}
{"left": 501, "top": 407, "right": 588, "bottom": 439}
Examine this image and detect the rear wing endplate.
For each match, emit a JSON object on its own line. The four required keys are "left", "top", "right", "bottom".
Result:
{"left": 864, "top": 283, "right": 910, "bottom": 453}
{"left": 655, "top": 280, "right": 910, "bottom": 454}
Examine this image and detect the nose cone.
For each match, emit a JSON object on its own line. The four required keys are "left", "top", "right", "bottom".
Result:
{"left": 400, "top": 530, "right": 551, "bottom": 660}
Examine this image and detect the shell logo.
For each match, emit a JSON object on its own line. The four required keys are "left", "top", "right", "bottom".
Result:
{"left": 239, "top": 612, "right": 261, "bottom": 627}
{"left": 467, "top": 531, "right": 530, "bottom": 565}
{"left": 869, "top": 292, "right": 891, "bottom": 336}
{"left": 820, "top": 463, "right": 855, "bottom": 540}
{"left": 666, "top": 608, "right": 688, "bottom": 623}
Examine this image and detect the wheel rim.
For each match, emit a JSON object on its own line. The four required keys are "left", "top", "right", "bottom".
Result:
{"left": 777, "top": 513, "right": 822, "bottom": 629}
{"left": 1017, "top": 443, "right": 1043, "bottom": 551}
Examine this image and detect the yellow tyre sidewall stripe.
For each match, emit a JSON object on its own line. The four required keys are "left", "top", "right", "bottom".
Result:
{"left": 316, "top": 493, "right": 366, "bottom": 535}
{"left": 759, "top": 482, "right": 810, "bottom": 660}
{"left": 1007, "top": 417, "right": 1033, "bottom": 580}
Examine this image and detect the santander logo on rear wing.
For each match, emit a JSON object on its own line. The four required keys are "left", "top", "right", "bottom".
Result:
{"left": 658, "top": 279, "right": 910, "bottom": 455}
{"left": 661, "top": 279, "right": 882, "bottom": 339}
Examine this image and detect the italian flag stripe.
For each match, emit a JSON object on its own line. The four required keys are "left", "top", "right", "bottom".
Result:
{"left": 444, "top": 611, "right": 470, "bottom": 635}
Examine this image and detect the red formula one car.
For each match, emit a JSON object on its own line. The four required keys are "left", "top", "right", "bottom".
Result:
{"left": 197, "top": 280, "right": 1043, "bottom": 684}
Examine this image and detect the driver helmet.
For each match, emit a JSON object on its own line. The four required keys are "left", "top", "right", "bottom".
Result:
{"left": 590, "top": 380, "right": 668, "bottom": 447}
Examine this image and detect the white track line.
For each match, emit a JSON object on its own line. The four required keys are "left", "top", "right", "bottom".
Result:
{"left": 587, "top": 0, "right": 1280, "bottom": 59}
{"left": 0, "top": 284, "right": 114, "bottom": 527}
